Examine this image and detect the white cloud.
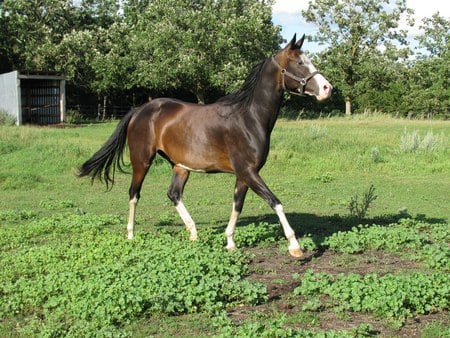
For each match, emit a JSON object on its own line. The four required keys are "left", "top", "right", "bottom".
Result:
{"left": 404, "top": 0, "right": 450, "bottom": 37}
{"left": 407, "top": 0, "right": 450, "bottom": 19}
{"left": 272, "top": 0, "right": 308, "bottom": 14}
{"left": 272, "top": 0, "right": 449, "bottom": 50}
{"left": 272, "top": 0, "right": 450, "bottom": 21}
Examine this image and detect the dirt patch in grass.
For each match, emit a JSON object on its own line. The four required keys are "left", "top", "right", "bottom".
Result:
{"left": 227, "top": 245, "right": 448, "bottom": 337}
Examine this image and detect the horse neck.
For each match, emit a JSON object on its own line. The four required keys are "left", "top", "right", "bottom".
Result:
{"left": 247, "top": 61, "right": 284, "bottom": 134}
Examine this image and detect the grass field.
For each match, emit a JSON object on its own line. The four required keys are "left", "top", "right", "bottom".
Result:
{"left": 0, "top": 116, "right": 449, "bottom": 336}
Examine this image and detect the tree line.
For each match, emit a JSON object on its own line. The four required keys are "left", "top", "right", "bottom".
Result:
{"left": 1, "top": 0, "right": 448, "bottom": 118}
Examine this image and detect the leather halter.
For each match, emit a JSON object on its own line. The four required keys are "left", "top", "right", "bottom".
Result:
{"left": 271, "top": 57, "right": 321, "bottom": 96}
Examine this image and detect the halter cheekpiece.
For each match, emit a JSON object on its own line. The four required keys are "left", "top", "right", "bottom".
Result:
{"left": 271, "top": 57, "right": 321, "bottom": 96}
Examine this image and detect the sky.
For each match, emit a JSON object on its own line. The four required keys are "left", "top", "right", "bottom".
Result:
{"left": 272, "top": 0, "right": 450, "bottom": 53}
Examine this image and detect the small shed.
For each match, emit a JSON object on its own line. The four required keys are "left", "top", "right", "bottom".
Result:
{"left": 0, "top": 71, "right": 65, "bottom": 125}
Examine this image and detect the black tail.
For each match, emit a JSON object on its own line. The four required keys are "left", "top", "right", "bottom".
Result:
{"left": 77, "top": 110, "right": 135, "bottom": 189}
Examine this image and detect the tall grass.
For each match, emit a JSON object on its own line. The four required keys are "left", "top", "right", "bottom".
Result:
{"left": 400, "top": 129, "right": 446, "bottom": 152}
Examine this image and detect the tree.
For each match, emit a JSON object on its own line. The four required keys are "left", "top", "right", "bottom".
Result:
{"left": 404, "top": 13, "right": 450, "bottom": 118}
{"left": 125, "top": 0, "right": 281, "bottom": 103}
{"left": 0, "top": 0, "right": 79, "bottom": 72}
{"left": 302, "top": 0, "right": 414, "bottom": 114}
{"left": 0, "top": 0, "right": 122, "bottom": 75}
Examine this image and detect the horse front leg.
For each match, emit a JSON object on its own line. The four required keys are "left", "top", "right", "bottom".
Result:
{"left": 241, "top": 170, "right": 303, "bottom": 258}
{"left": 225, "top": 179, "right": 249, "bottom": 250}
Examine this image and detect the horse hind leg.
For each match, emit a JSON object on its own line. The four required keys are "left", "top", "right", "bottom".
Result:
{"left": 168, "top": 166, "right": 198, "bottom": 241}
{"left": 127, "top": 153, "right": 154, "bottom": 239}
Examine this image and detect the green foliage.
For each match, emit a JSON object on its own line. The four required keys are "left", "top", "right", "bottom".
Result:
{"left": 65, "top": 109, "right": 85, "bottom": 124}
{"left": 234, "top": 222, "right": 282, "bottom": 247}
{"left": 302, "top": 0, "right": 414, "bottom": 114}
{"left": 218, "top": 315, "right": 374, "bottom": 337}
{"left": 295, "top": 269, "right": 449, "bottom": 322}
{"left": 39, "top": 199, "right": 76, "bottom": 210}
{"left": 314, "top": 172, "right": 334, "bottom": 183}
{"left": 347, "top": 185, "right": 377, "bottom": 219}
{"left": 324, "top": 219, "right": 450, "bottom": 270}
{"left": 0, "top": 209, "right": 36, "bottom": 222}
{"left": 0, "top": 0, "right": 280, "bottom": 102}
{"left": 407, "top": 13, "right": 450, "bottom": 119}
{"left": 1, "top": 0, "right": 449, "bottom": 117}
{"left": 126, "top": 0, "right": 280, "bottom": 102}
{"left": 0, "top": 213, "right": 267, "bottom": 336}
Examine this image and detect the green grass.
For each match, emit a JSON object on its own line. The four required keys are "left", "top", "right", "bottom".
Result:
{"left": 1, "top": 118, "right": 448, "bottom": 224}
{"left": 0, "top": 116, "right": 449, "bottom": 336}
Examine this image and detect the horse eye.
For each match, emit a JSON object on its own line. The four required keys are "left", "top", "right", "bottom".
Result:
{"left": 297, "top": 60, "right": 304, "bottom": 65}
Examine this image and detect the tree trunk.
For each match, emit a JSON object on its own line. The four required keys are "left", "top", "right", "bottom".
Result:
{"left": 196, "top": 91, "right": 205, "bottom": 105}
{"left": 102, "top": 95, "right": 107, "bottom": 120}
{"left": 345, "top": 96, "right": 352, "bottom": 115}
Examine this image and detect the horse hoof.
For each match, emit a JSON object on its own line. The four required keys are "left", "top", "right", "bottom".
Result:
{"left": 189, "top": 234, "right": 198, "bottom": 241}
{"left": 225, "top": 245, "right": 237, "bottom": 251}
{"left": 127, "top": 234, "right": 134, "bottom": 240}
{"left": 289, "top": 248, "right": 303, "bottom": 258}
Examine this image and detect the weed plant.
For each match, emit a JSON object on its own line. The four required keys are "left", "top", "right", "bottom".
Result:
{"left": 347, "top": 185, "right": 377, "bottom": 219}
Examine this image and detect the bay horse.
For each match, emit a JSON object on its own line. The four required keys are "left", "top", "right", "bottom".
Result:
{"left": 78, "top": 34, "right": 332, "bottom": 257}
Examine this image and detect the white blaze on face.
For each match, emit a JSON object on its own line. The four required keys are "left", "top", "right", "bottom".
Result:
{"left": 302, "top": 55, "right": 333, "bottom": 101}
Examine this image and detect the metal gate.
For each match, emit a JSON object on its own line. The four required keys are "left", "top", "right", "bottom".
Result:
{"left": 21, "top": 79, "right": 61, "bottom": 124}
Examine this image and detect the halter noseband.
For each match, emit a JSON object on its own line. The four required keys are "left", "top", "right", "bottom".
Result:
{"left": 271, "top": 57, "right": 321, "bottom": 96}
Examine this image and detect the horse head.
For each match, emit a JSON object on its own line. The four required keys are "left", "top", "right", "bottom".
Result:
{"left": 273, "top": 34, "right": 332, "bottom": 101}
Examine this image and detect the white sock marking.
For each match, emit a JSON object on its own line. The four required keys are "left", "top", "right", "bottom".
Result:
{"left": 175, "top": 200, "right": 198, "bottom": 240}
{"left": 225, "top": 203, "right": 239, "bottom": 250}
{"left": 275, "top": 204, "right": 300, "bottom": 251}
{"left": 127, "top": 196, "right": 138, "bottom": 239}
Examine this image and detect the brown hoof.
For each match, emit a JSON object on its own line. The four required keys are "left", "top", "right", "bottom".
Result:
{"left": 289, "top": 248, "right": 303, "bottom": 258}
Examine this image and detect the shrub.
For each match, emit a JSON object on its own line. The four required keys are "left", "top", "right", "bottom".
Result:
{"left": 400, "top": 130, "right": 445, "bottom": 153}
{"left": 309, "top": 124, "right": 328, "bottom": 139}
{"left": 65, "top": 109, "right": 84, "bottom": 124}
{"left": 0, "top": 109, "right": 16, "bottom": 125}
{"left": 370, "top": 147, "right": 383, "bottom": 163}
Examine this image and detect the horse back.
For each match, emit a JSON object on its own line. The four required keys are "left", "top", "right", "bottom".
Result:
{"left": 128, "top": 98, "right": 236, "bottom": 173}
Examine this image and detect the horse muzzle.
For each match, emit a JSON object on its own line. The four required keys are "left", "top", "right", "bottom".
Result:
{"left": 311, "top": 74, "right": 333, "bottom": 101}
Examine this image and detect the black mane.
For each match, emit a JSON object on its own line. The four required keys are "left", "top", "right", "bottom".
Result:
{"left": 217, "top": 58, "right": 270, "bottom": 109}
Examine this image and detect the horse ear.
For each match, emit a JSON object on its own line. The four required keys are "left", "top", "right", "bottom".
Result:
{"left": 286, "top": 33, "right": 297, "bottom": 50}
{"left": 294, "top": 34, "right": 306, "bottom": 50}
